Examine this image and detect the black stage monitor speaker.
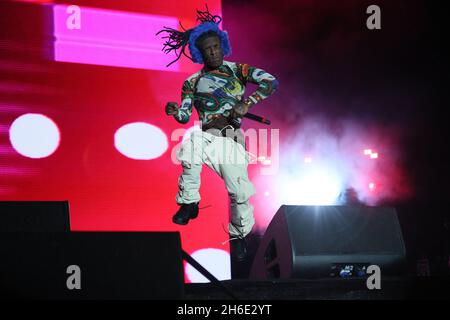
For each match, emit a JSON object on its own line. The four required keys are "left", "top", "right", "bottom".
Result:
{"left": 0, "top": 232, "right": 184, "bottom": 299}
{"left": 250, "top": 205, "right": 406, "bottom": 279}
{"left": 0, "top": 201, "right": 70, "bottom": 231}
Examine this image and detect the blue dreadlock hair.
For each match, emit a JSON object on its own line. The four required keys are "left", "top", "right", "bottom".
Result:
{"left": 156, "top": 4, "right": 232, "bottom": 67}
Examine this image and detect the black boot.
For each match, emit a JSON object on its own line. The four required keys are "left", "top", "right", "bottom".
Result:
{"left": 230, "top": 237, "right": 248, "bottom": 262}
{"left": 172, "top": 202, "right": 199, "bottom": 225}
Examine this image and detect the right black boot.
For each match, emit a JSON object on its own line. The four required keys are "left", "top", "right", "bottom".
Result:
{"left": 172, "top": 202, "right": 199, "bottom": 225}
{"left": 230, "top": 237, "right": 248, "bottom": 262}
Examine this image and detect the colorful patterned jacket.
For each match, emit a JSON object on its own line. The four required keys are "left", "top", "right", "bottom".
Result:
{"left": 174, "top": 60, "right": 278, "bottom": 130}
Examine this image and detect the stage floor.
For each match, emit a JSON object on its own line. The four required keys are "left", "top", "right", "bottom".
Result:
{"left": 185, "top": 277, "right": 450, "bottom": 300}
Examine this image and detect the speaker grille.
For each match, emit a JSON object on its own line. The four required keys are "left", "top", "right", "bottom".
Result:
{"left": 286, "top": 206, "right": 404, "bottom": 255}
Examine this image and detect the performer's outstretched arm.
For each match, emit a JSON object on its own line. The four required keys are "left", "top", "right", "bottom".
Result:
{"left": 165, "top": 80, "right": 194, "bottom": 124}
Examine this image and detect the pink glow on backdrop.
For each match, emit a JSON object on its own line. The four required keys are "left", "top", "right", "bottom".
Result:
{"left": 250, "top": 116, "right": 412, "bottom": 230}
{"left": 1, "top": 0, "right": 227, "bottom": 283}
{"left": 0, "top": 165, "right": 38, "bottom": 176}
{"left": 0, "top": 81, "right": 57, "bottom": 95}
{"left": 53, "top": 5, "right": 180, "bottom": 71}
{"left": 0, "top": 103, "right": 28, "bottom": 113}
{"left": 0, "top": 146, "right": 16, "bottom": 155}
{"left": 11, "top": 0, "right": 54, "bottom": 3}
{"left": 0, "top": 125, "right": 10, "bottom": 134}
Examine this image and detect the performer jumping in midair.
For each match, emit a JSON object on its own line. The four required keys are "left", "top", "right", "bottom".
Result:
{"left": 158, "top": 5, "right": 278, "bottom": 261}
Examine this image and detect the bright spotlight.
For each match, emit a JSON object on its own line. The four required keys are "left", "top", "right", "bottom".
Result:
{"left": 114, "top": 122, "right": 168, "bottom": 160}
{"left": 9, "top": 113, "right": 60, "bottom": 159}
{"left": 279, "top": 168, "right": 343, "bottom": 205}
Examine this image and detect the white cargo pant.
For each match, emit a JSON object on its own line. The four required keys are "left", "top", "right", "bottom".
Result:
{"left": 175, "top": 130, "right": 256, "bottom": 238}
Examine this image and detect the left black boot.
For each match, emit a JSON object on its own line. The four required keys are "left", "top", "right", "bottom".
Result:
{"left": 172, "top": 202, "right": 199, "bottom": 225}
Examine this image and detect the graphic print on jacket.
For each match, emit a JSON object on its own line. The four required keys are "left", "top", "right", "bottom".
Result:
{"left": 174, "top": 60, "right": 279, "bottom": 128}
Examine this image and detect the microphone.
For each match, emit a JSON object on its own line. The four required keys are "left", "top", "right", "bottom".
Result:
{"left": 230, "top": 112, "right": 271, "bottom": 127}
{"left": 243, "top": 112, "right": 271, "bottom": 125}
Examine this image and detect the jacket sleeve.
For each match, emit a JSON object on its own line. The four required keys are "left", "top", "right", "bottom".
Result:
{"left": 174, "top": 79, "right": 194, "bottom": 124}
{"left": 236, "top": 63, "right": 279, "bottom": 107}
